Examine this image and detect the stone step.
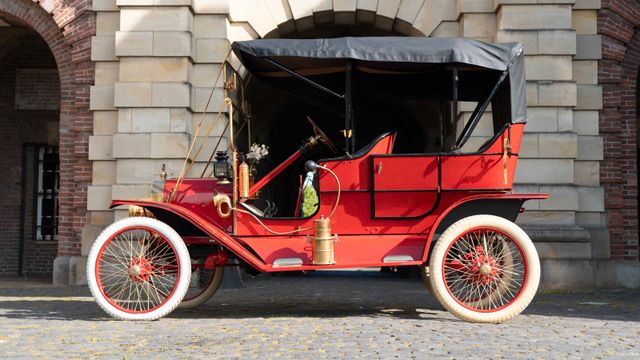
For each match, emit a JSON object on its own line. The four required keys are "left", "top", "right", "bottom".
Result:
{"left": 535, "top": 241, "right": 591, "bottom": 260}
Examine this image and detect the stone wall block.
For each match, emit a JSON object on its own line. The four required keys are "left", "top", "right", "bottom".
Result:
{"left": 515, "top": 159, "right": 573, "bottom": 184}
{"left": 87, "top": 186, "right": 113, "bottom": 211}
{"left": 111, "top": 184, "right": 152, "bottom": 200}
{"left": 120, "top": 58, "right": 190, "bottom": 82}
{"left": 577, "top": 135, "right": 603, "bottom": 160}
{"left": 574, "top": 161, "right": 599, "bottom": 186}
{"left": 575, "top": 34, "right": 602, "bottom": 59}
{"left": 89, "top": 136, "right": 114, "bottom": 160}
{"left": 191, "top": 87, "right": 225, "bottom": 112}
{"left": 572, "top": 110, "right": 598, "bottom": 135}
{"left": 94, "top": 111, "right": 118, "bottom": 135}
{"left": 112, "top": 133, "right": 151, "bottom": 158}
{"left": 91, "top": 36, "right": 117, "bottom": 61}
{"left": 93, "top": 0, "right": 119, "bottom": 11}
{"left": 150, "top": 133, "right": 189, "bottom": 158}
{"left": 575, "top": 84, "right": 603, "bottom": 110}
{"left": 460, "top": 13, "right": 496, "bottom": 38}
{"left": 194, "top": 15, "right": 228, "bottom": 38}
{"left": 571, "top": 9, "right": 597, "bottom": 34}
{"left": 118, "top": 109, "right": 133, "bottom": 132}
{"left": 537, "top": 82, "right": 577, "bottom": 106}
{"left": 538, "top": 133, "right": 577, "bottom": 158}
{"left": 171, "top": 108, "right": 191, "bottom": 132}
{"left": 572, "top": 60, "right": 597, "bottom": 84}
{"left": 498, "top": 5, "right": 572, "bottom": 30}
{"left": 572, "top": 0, "right": 601, "bottom": 9}
{"left": 525, "top": 107, "right": 559, "bottom": 132}
{"left": 152, "top": 83, "right": 191, "bottom": 107}
{"left": 430, "top": 21, "right": 460, "bottom": 37}
{"left": 525, "top": 55, "right": 572, "bottom": 80}
{"left": 457, "top": 0, "right": 493, "bottom": 15}
{"left": 120, "top": 7, "right": 192, "bottom": 32}
{"left": 190, "top": 64, "right": 222, "bottom": 87}
{"left": 520, "top": 133, "right": 539, "bottom": 158}
{"left": 95, "top": 62, "right": 119, "bottom": 85}
{"left": 496, "top": 30, "right": 538, "bottom": 54}
{"left": 97, "top": 12, "right": 121, "bottom": 36}
{"left": 538, "top": 30, "right": 576, "bottom": 55}
{"left": 535, "top": 242, "right": 591, "bottom": 260}
{"left": 195, "top": 38, "right": 230, "bottom": 63}
{"left": 539, "top": 185, "right": 579, "bottom": 210}
{"left": 193, "top": 0, "right": 230, "bottom": 14}
{"left": 116, "top": 159, "right": 185, "bottom": 184}
{"left": 90, "top": 86, "right": 115, "bottom": 110}
{"left": 578, "top": 186, "right": 604, "bottom": 212}
{"left": 412, "top": 0, "right": 457, "bottom": 36}
{"left": 114, "top": 82, "right": 153, "bottom": 107}
{"left": 153, "top": 32, "right": 193, "bottom": 57}
{"left": 115, "top": 31, "right": 153, "bottom": 56}
{"left": 516, "top": 211, "right": 576, "bottom": 227}
{"left": 131, "top": 108, "right": 171, "bottom": 132}
{"left": 92, "top": 161, "right": 117, "bottom": 185}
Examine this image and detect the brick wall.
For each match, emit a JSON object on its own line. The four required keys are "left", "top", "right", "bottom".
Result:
{"left": 0, "top": 33, "right": 59, "bottom": 275}
{"left": 0, "top": 0, "right": 95, "bottom": 276}
{"left": 599, "top": 0, "right": 640, "bottom": 260}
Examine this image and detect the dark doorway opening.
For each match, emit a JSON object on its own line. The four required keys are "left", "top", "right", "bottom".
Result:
{"left": 0, "top": 21, "right": 60, "bottom": 276}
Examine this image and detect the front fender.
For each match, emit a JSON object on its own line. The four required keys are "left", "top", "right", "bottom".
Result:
{"left": 111, "top": 200, "right": 266, "bottom": 271}
{"left": 421, "top": 193, "right": 548, "bottom": 263}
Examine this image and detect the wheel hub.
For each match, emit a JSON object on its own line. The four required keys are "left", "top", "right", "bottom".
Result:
{"left": 465, "top": 245, "right": 499, "bottom": 284}
{"left": 129, "top": 257, "right": 152, "bottom": 282}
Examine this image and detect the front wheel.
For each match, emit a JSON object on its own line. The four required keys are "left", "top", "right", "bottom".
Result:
{"left": 429, "top": 215, "right": 540, "bottom": 323}
{"left": 87, "top": 217, "right": 191, "bottom": 320}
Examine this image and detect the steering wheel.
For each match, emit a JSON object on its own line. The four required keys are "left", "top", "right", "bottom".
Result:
{"left": 306, "top": 116, "right": 338, "bottom": 154}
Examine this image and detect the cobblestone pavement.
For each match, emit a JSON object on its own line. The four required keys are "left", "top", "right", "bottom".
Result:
{"left": 0, "top": 270, "right": 639, "bottom": 359}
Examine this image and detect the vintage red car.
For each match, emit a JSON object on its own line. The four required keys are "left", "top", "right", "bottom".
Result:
{"left": 87, "top": 37, "right": 547, "bottom": 323}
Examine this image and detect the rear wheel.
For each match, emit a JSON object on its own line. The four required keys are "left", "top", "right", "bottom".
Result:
{"left": 429, "top": 215, "right": 540, "bottom": 323}
{"left": 179, "top": 261, "right": 224, "bottom": 309}
{"left": 87, "top": 217, "right": 191, "bottom": 320}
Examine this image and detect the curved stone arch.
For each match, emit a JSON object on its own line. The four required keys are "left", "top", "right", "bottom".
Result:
{"left": 598, "top": 4, "right": 640, "bottom": 260}
{"left": 235, "top": 0, "right": 459, "bottom": 40}
{"left": 0, "top": 0, "right": 80, "bottom": 273}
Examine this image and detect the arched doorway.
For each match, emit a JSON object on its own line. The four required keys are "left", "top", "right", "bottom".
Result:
{"left": 0, "top": 0, "right": 89, "bottom": 284}
{"left": 0, "top": 18, "right": 61, "bottom": 277}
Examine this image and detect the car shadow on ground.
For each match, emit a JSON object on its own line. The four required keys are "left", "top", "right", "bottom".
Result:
{"left": 0, "top": 271, "right": 638, "bottom": 322}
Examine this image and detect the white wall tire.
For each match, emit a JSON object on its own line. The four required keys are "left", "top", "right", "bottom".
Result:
{"left": 429, "top": 215, "right": 540, "bottom": 323}
{"left": 179, "top": 265, "right": 224, "bottom": 309}
{"left": 87, "top": 217, "right": 191, "bottom": 321}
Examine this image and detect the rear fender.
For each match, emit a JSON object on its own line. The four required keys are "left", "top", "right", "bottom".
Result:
{"left": 111, "top": 200, "right": 266, "bottom": 271}
{"left": 421, "top": 193, "right": 548, "bottom": 263}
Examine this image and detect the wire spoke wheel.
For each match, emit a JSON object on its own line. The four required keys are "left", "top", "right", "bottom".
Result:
{"left": 429, "top": 215, "right": 540, "bottom": 323}
{"left": 87, "top": 217, "right": 191, "bottom": 320}
{"left": 179, "top": 259, "right": 224, "bottom": 309}
{"left": 442, "top": 228, "right": 525, "bottom": 311}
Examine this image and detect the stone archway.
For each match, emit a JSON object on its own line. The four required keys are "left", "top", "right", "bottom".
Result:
{"left": 599, "top": 4, "right": 640, "bottom": 261}
{"left": 0, "top": 0, "right": 93, "bottom": 284}
{"left": 233, "top": 4, "right": 445, "bottom": 216}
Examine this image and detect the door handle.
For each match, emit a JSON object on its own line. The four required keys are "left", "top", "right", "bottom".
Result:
{"left": 376, "top": 162, "right": 383, "bottom": 175}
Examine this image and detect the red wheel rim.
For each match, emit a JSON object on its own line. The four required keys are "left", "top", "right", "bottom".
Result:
{"left": 95, "top": 226, "right": 181, "bottom": 314}
{"left": 441, "top": 227, "right": 528, "bottom": 313}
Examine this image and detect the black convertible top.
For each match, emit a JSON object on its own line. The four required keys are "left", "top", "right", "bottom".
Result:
{"left": 231, "top": 37, "right": 526, "bottom": 124}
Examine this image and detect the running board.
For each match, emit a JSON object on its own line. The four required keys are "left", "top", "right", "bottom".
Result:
{"left": 272, "top": 258, "right": 304, "bottom": 267}
{"left": 382, "top": 255, "right": 414, "bottom": 263}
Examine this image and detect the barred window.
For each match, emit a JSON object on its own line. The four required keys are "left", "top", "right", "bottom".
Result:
{"left": 35, "top": 146, "right": 59, "bottom": 241}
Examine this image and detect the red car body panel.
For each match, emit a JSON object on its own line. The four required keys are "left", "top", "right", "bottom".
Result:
{"left": 112, "top": 123, "right": 548, "bottom": 272}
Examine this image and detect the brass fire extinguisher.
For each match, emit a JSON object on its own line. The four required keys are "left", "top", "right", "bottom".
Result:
{"left": 310, "top": 216, "right": 338, "bottom": 265}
